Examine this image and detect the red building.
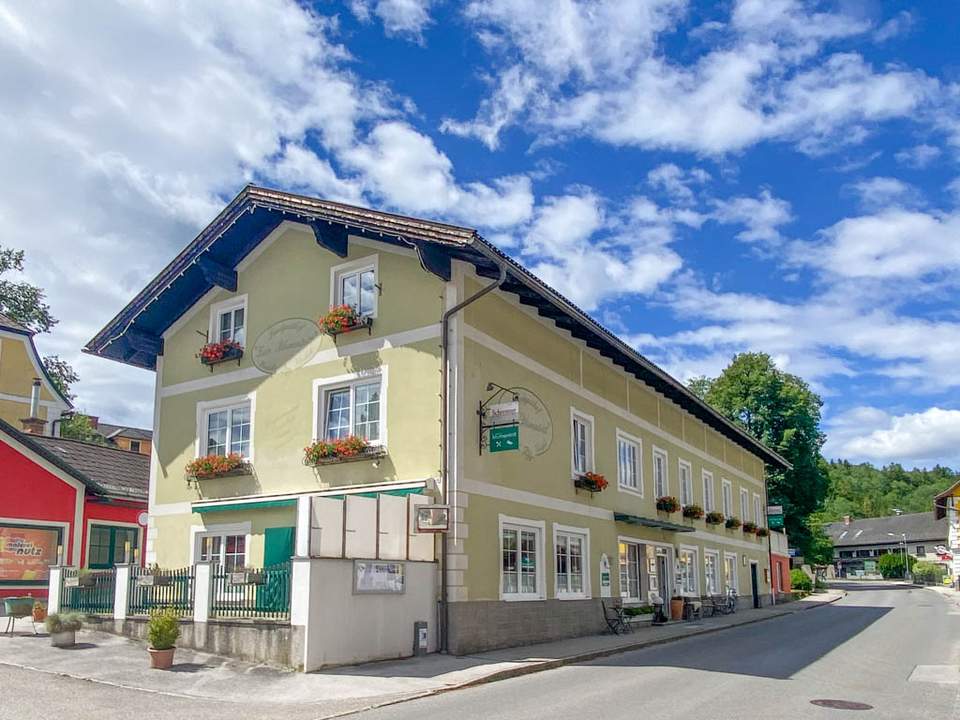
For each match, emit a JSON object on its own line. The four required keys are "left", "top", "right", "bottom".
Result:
{"left": 0, "top": 418, "right": 148, "bottom": 599}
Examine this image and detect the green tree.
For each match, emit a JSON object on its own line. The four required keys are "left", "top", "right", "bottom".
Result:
{"left": 687, "top": 375, "right": 713, "bottom": 400}
{"left": 820, "top": 461, "right": 958, "bottom": 521}
{"left": 0, "top": 245, "right": 56, "bottom": 333}
{"left": 59, "top": 413, "right": 106, "bottom": 445}
{"left": 41, "top": 355, "right": 79, "bottom": 401}
{"left": 804, "top": 513, "right": 836, "bottom": 566}
{"left": 877, "top": 552, "right": 916, "bottom": 579}
{"left": 689, "top": 353, "right": 829, "bottom": 556}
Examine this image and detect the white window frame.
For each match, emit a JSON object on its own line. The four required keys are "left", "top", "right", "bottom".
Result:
{"left": 499, "top": 515, "right": 545, "bottom": 601}
{"left": 312, "top": 369, "right": 388, "bottom": 446}
{"left": 704, "top": 549, "right": 721, "bottom": 596}
{"left": 189, "top": 521, "right": 252, "bottom": 566}
{"left": 722, "top": 479, "right": 733, "bottom": 518}
{"left": 702, "top": 470, "right": 715, "bottom": 512}
{"left": 652, "top": 445, "right": 669, "bottom": 498}
{"left": 740, "top": 488, "right": 750, "bottom": 522}
{"left": 754, "top": 493, "right": 763, "bottom": 526}
{"left": 553, "top": 523, "right": 591, "bottom": 600}
{"left": 616, "top": 430, "right": 642, "bottom": 496}
{"left": 330, "top": 255, "right": 379, "bottom": 319}
{"left": 724, "top": 552, "right": 739, "bottom": 593}
{"left": 570, "top": 408, "right": 595, "bottom": 477}
{"left": 678, "top": 459, "right": 693, "bottom": 506}
{"left": 195, "top": 392, "right": 256, "bottom": 462}
{"left": 677, "top": 545, "right": 700, "bottom": 596}
{"left": 618, "top": 537, "right": 643, "bottom": 603}
{"left": 208, "top": 294, "right": 248, "bottom": 345}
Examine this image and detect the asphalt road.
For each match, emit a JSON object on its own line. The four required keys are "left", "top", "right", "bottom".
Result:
{"left": 1, "top": 584, "right": 957, "bottom": 720}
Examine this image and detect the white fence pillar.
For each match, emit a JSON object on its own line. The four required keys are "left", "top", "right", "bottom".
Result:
{"left": 296, "top": 495, "right": 312, "bottom": 558}
{"left": 113, "top": 565, "right": 131, "bottom": 620}
{"left": 290, "top": 557, "right": 315, "bottom": 671}
{"left": 193, "top": 562, "right": 212, "bottom": 623}
{"left": 47, "top": 566, "right": 63, "bottom": 614}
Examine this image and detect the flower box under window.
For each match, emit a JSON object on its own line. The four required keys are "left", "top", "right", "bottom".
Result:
{"left": 705, "top": 511, "right": 726, "bottom": 525}
{"left": 682, "top": 504, "right": 704, "bottom": 520}
{"left": 320, "top": 305, "right": 373, "bottom": 339}
{"left": 573, "top": 472, "right": 608, "bottom": 494}
{"left": 185, "top": 453, "right": 251, "bottom": 481}
{"left": 725, "top": 517, "right": 742, "bottom": 530}
{"left": 303, "top": 436, "right": 385, "bottom": 466}
{"left": 656, "top": 496, "right": 681, "bottom": 514}
{"left": 742, "top": 521, "right": 759, "bottom": 534}
{"left": 198, "top": 340, "right": 243, "bottom": 370}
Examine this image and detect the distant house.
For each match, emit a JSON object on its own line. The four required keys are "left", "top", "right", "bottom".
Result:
{"left": 83, "top": 417, "right": 153, "bottom": 455}
{"left": 824, "top": 512, "right": 951, "bottom": 579}
{"left": 0, "top": 418, "right": 148, "bottom": 599}
{"left": 0, "top": 312, "right": 72, "bottom": 432}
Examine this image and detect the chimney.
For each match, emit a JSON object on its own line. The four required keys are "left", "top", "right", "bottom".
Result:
{"left": 20, "top": 378, "right": 46, "bottom": 435}
{"left": 843, "top": 515, "right": 851, "bottom": 526}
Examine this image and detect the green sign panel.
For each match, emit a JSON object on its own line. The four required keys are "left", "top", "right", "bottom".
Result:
{"left": 768, "top": 514, "right": 785, "bottom": 530}
{"left": 489, "top": 424, "right": 519, "bottom": 453}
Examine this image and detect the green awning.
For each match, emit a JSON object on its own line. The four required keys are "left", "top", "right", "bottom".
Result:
{"left": 322, "top": 488, "right": 425, "bottom": 500}
{"left": 614, "top": 512, "right": 695, "bottom": 533}
{"left": 195, "top": 499, "right": 297, "bottom": 514}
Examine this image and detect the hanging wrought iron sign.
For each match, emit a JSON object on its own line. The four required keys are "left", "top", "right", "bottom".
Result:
{"left": 479, "top": 383, "right": 520, "bottom": 454}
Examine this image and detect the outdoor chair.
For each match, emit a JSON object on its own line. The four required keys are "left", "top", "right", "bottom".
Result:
{"left": 3, "top": 597, "right": 37, "bottom": 636}
{"left": 602, "top": 599, "right": 632, "bottom": 635}
{"left": 702, "top": 595, "right": 725, "bottom": 617}
{"left": 683, "top": 597, "right": 703, "bottom": 621}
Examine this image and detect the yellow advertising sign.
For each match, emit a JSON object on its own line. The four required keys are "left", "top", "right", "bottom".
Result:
{"left": 0, "top": 524, "right": 61, "bottom": 584}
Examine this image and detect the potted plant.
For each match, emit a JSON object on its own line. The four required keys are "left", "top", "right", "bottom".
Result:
{"left": 656, "top": 496, "right": 681, "bottom": 513}
{"left": 682, "top": 504, "right": 704, "bottom": 520}
{"left": 185, "top": 452, "right": 248, "bottom": 480}
{"left": 32, "top": 601, "right": 47, "bottom": 623}
{"left": 146, "top": 607, "right": 180, "bottom": 670}
{"left": 573, "top": 471, "right": 608, "bottom": 493}
{"left": 670, "top": 595, "right": 684, "bottom": 621}
{"left": 197, "top": 339, "right": 243, "bottom": 368}
{"left": 725, "top": 516, "right": 742, "bottom": 530}
{"left": 757, "top": 527, "right": 770, "bottom": 538}
{"left": 742, "top": 521, "right": 758, "bottom": 534}
{"left": 320, "top": 304, "right": 370, "bottom": 336}
{"left": 705, "top": 511, "right": 725, "bottom": 526}
{"left": 45, "top": 612, "right": 83, "bottom": 647}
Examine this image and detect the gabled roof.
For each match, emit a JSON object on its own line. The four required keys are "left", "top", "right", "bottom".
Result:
{"left": 0, "top": 418, "right": 148, "bottom": 501}
{"left": 824, "top": 512, "right": 947, "bottom": 547}
{"left": 934, "top": 479, "right": 960, "bottom": 519}
{"left": 84, "top": 185, "right": 790, "bottom": 470}
{"left": 0, "top": 313, "right": 74, "bottom": 409}
{"left": 0, "top": 312, "right": 30, "bottom": 334}
{"left": 97, "top": 423, "right": 153, "bottom": 442}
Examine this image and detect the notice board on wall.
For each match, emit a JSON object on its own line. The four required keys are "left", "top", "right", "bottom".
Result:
{"left": 0, "top": 523, "right": 61, "bottom": 585}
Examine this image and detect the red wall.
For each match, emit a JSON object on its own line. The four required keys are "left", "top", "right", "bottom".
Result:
{"left": 0, "top": 437, "right": 146, "bottom": 599}
{"left": 772, "top": 554, "right": 792, "bottom": 595}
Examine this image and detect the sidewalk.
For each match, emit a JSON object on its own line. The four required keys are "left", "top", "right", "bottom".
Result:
{"left": 0, "top": 591, "right": 844, "bottom": 718}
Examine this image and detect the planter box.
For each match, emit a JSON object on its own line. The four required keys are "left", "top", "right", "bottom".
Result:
{"left": 200, "top": 345, "right": 243, "bottom": 369}
{"left": 51, "top": 630, "right": 76, "bottom": 648}
{"left": 324, "top": 316, "right": 373, "bottom": 339}
{"left": 188, "top": 464, "right": 252, "bottom": 482}
{"left": 573, "top": 477, "right": 605, "bottom": 493}
{"left": 228, "top": 571, "right": 264, "bottom": 586}
{"left": 306, "top": 446, "right": 386, "bottom": 466}
{"left": 137, "top": 575, "right": 173, "bottom": 587}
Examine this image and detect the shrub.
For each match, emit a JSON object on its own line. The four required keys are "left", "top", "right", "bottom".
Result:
{"left": 912, "top": 561, "right": 945, "bottom": 584}
{"left": 705, "top": 511, "right": 725, "bottom": 525}
{"left": 877, "top": 552, "right": 917, "bottom": 579}
{"left": 623, "top": 605, "right": 655, "bottom": 616}
{"left": 791, "top": 568, "right": 812, "bottom": 593}
{"left": 45, "top": 612, "right": 83, "bottom": 634}
{"left": 147, "top": 608, "right": 180, "bottom": 650}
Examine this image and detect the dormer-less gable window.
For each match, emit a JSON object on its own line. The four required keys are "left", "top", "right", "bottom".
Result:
{"left": 331, "top": 256, "right": 378, "bottom": 318}
{"left": 209, "top": 295, "right": 247, "bottom": 346}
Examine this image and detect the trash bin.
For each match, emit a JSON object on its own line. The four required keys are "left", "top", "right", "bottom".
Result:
{"left": 413, "top": 621, "right": 428, "bottom": 656}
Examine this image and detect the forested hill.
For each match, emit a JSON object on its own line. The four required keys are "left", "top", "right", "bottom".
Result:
{"left": 821, "top": 461, "right": 958, "bottom": 521}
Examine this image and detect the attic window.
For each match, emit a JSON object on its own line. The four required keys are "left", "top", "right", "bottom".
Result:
{"left": 854, "top": 529, "right": 864, "bottom": 538}
{"left": 330, "top": 256, "right": 378, "bottom": 319}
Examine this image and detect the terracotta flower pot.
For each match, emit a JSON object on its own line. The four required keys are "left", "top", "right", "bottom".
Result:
{"left": 670, "top": 598, "right": 684, "bottom": 621}
{"left": 32, "top": 607, "right": 47, "bottom": 622}
{"left": 148, "top": 647, "right": 176, "bottom": 670}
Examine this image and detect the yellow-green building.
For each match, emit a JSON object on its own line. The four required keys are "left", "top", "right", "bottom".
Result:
{"left": 86, "top": 186, "right": 789, "bottom": 655}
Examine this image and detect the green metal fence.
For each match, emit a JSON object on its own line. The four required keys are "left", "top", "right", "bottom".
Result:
{"left": 210, "top": 562, "right": 291, "bottom": 620}
{"left": 61, "top": 568, "right": 115, "bottom": 614}
{"left": 129, "top": 567, "right": 194, "bottom": 615}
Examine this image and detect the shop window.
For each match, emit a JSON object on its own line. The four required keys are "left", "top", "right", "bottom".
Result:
{"left": 704, "top": 550, "right": 720, "bottom": 595}
{"left": 678, "top": 547, "right": 699, "bottom": 595}
{"left": 555, "top": 527, "right": 589, "bottom": 599}
{"left": 724, "top": 553, "right": 739, "bottom": 593}
{"left": 619, "top": 541, "right": 641, "bottom": 602}
{"left": 501, "top": 518, "right": 543, "bottom": 600}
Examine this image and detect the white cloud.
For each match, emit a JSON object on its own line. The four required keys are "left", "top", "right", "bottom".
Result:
{"left": 873, "top": 10, "right": 913, "bottom": 43}
{"left": 825, "top": 406, "right": 960, "bottom": 465}
{"left": 450, "top": 1, "right": 942, "bottom": 154}
{"left": 647, "top": 163, "right": 711, "bottom": 204}
{"left": 711, "top": 189, "right": 793, "bottom": 244}
{"left": 894, "top": 143, "right": 941, "bottom": 168}
{"left": 848, "top": 176, "right": 916, "bottom": 210}
{"left": 350, "top": 0, "right": 435, "bottom": 41}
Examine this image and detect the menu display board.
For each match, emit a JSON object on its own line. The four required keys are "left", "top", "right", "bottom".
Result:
{"left": 0, "top": 524, "right": 61, "bottom": 584}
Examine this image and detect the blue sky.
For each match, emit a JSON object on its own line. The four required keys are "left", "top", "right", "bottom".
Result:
{"left": 1, "top": 1, "right": 958, "bottom": 467}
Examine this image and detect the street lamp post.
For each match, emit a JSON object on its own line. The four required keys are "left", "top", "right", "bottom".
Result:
{"left": 887, "top": 532, "right": 910, "bottom": 581}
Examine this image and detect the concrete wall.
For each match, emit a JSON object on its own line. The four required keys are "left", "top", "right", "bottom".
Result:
{"left": 303, "top": 558, "right": 437, "bottom": 670}
{"left": 91, "top": 615, "right": 304, "bottom": 669}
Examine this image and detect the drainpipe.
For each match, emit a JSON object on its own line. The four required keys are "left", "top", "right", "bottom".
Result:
{"left": 762, "top": 469, "right": 775, "bottom": 606}
{"left": 439, "top": 257, "right": 507, "bottom": 653}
